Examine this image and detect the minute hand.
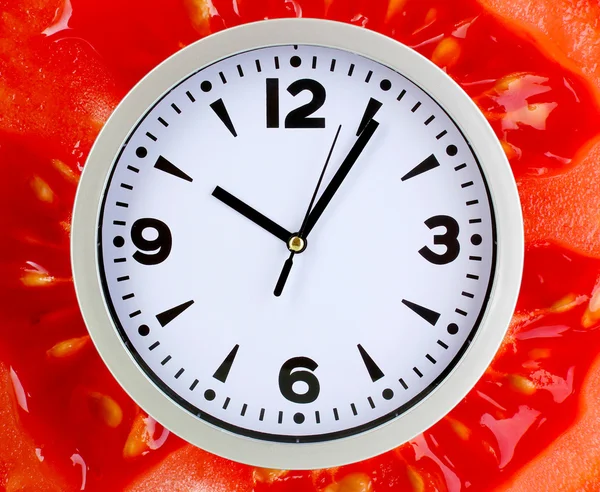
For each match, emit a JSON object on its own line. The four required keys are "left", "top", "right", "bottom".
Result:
{"left": 303, "top": 119, "right": 379, "bottom": 237}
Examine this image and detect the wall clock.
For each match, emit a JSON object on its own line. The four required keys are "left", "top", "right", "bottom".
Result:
{"left": 71, "top": 18, "right": 523, "bottom": 469}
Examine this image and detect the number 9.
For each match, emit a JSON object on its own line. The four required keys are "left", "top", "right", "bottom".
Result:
{"left": 131, "top": 218, "right": 172, "bottom": 265}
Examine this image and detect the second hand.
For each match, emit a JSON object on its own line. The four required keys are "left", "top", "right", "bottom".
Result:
{"left": 274, "top": 124, "right": 343, "bottom": 297}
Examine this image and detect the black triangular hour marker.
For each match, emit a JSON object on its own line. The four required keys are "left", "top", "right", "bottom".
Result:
{"left": 213, "top": 344, "right": 240, "bottom": 383}
{"left": 154, "top": 155, "right": 193, "bottom": 182}
{"left": 402, "top": 299, "right": 440, "bottom": 326}
{"left": 357, "top": 344, "right": 385, "bottom": 382}
{"left": 357, "top": 97, "right": 383, "bottom": 136}
{"left": 156, "top": 300, "right": 194, "bottom": 327}
{"left": 401, "top": 154, "right": 440, "bottom": 181}
{"left": 210, "top": 98, "right": 238, "bottom": 137}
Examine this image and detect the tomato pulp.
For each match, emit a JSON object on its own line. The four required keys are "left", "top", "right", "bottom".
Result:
{"left": 1, "top": 0, "right": 600, "bottom": 490}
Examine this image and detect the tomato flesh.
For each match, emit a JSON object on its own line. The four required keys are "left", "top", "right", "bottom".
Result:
{"left": 1, "top": 0, "right": 600, "bottom": 490}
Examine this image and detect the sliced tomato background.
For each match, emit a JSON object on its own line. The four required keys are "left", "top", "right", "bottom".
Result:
{"left": 476, "top": 0, "right": 600, "bottom": 101}
{"left": 1, "top": 0, "right": 600, "bottom": 490}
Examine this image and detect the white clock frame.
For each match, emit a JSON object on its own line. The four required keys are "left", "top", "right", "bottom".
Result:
{"left": 71, "top": 18, "right": 523, "bottom": 469}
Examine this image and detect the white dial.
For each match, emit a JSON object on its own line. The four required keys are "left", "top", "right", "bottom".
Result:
{"left": 100, "top": 42, "right": 492, "bottom": 439}
{"left": 73, "top": 19, "right": 522, "bottom": 468}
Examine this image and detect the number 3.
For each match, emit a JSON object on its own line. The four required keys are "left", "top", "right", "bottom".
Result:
{"left": 419, "top": 215, "right": 460, "bottom": 265}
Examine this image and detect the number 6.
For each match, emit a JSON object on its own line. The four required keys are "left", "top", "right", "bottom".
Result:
{"left": 278, "top": 357, "right": 320, "bottom": 404}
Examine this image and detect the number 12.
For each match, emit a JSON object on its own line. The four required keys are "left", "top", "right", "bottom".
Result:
{"left": 266, "top": 78, "right": 326, "bottom": 129}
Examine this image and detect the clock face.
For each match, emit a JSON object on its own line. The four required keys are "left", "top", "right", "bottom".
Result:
{"left": 97, "top": 43, "right": 496, "bottom": 442}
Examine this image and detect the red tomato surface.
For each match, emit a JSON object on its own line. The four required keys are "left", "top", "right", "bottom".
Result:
{"left": 1, "top": 0, "right": 600, "bottom": 490}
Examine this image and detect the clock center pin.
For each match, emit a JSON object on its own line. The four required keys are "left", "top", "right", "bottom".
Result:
{"left": 288, "top": 235, "right": 307, "bottom": 253}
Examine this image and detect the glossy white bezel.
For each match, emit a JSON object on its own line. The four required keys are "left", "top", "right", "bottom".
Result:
{"left": 71, "top": 18, "right": 523, "bottom": 469}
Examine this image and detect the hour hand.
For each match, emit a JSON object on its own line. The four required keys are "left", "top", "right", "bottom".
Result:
{"left": 212, "top": 186, "right": 292, "bottom": 243}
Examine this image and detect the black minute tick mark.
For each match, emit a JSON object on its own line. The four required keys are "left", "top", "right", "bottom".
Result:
{"left": 438, "top": 340, "right": 449, "bottom": 349}
{"left": 397, "top": 89, "right": 406, "bottom": 101}
{"left": 158, "top": 117, "right": 169, "bottom": 127}
{"left": 455, "top": 163, "right": 467, "bottom": 171}
{"left": 348, "top": 63, "right": 355, "bottom": 76}
{"left": 237, "top": 65, "right": 244, "bottom": 77}
{"left": 424, "top": 115, "right": 435, "bottom": 125}
{"left": 411, "top": 101, "right": 421, "bottom": 112}
{"left": 149, "top": 341, "right": 160, "bottom": 351}
{"left": 113, "top": 220, "right": 126, "bottom": 226}
{"left": 413, "top": 367, "right": 423, "bottom": 378}
{"left": 223, "top": 397, "right": 230, "bottom": 410}
{"left": 274, "top": 56, "right": 280, "bottom": 69}
{"left": 330, "top": 59, "right": 336, "bottom": 71}
{"left": 219, "top": 72, "right": 227, "bottom": 84}
{"left": 255, "top": 60, "right": 262, "bottom": 72}
{"left": 146, "top": 132, "right": 157, "bottom": 141}
{"left": 436, "top": 130, "right": 448, "bottom": 139}
{"left": 312, "top": 56, "right": 317, "bottom": 69}
{"left": 186, "top": 91, "right": 195, "bottom": 102}
{"left": 399, "top": 378, "right": 408, "bottom": 389}
{"left": 365, "top": 70, "right": 373, "bottom": 83}
{"left": 190, "top": 380, "right": 199, "bottom": 391}
{"left": 127, "top": 165, "right": 139, "bottom": 173}
{"left": 171, "top": 103, "right": 181, "bottom": 114}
